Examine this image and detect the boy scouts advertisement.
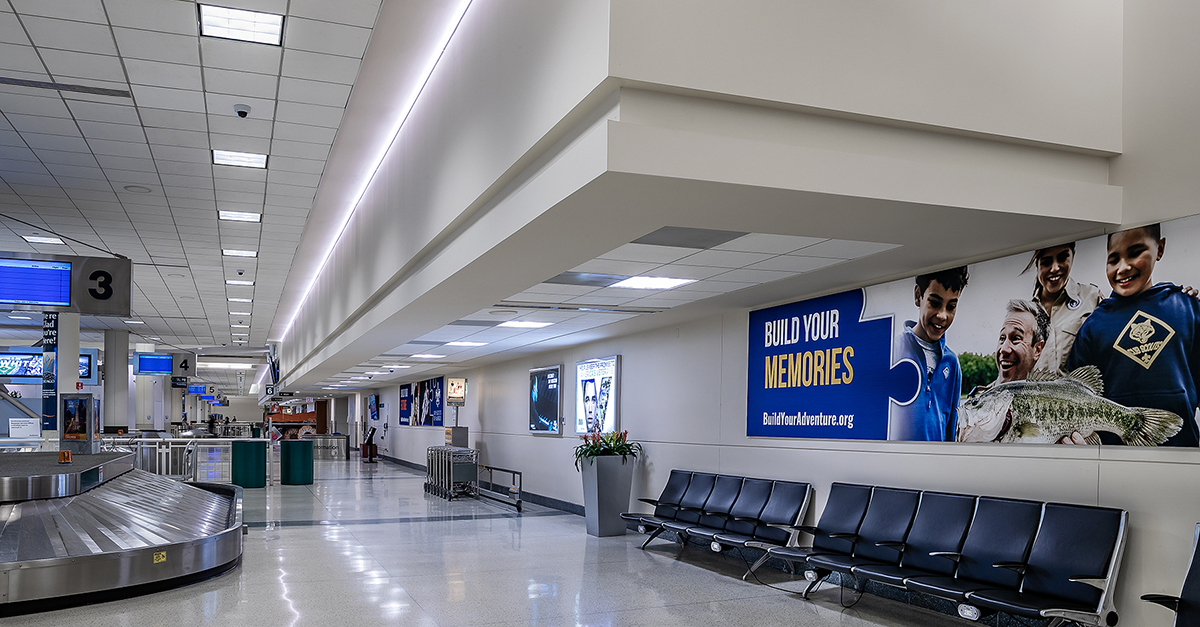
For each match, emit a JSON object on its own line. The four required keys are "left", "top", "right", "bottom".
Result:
{"left": 748, "top": 214, "right": 1200, "bottom": 447}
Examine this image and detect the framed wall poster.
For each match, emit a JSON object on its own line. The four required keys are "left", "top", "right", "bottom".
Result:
{"left": 576, "top": 356, "right": 619, "bottom": 434}
{"left": 398, "top": 384, "right": 412, "bottom": 425}
{"left": 529, "top": 365, "right": 561, "bottom": 434}
{"left": 413, "top": 377, "right": 444, "bottom": 427}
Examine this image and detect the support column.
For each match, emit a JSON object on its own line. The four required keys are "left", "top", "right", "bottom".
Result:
{"left": 103, "top": 329, "right": 129, "bottom": 431}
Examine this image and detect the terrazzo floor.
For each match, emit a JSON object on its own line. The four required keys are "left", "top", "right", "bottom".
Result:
{"left": 5, "top": 458, "right": 973, "bottom": 626}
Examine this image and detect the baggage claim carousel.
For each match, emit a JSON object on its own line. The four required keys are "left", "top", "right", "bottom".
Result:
{"left": 0, "top": 452, "right": 244, "bottom": 615}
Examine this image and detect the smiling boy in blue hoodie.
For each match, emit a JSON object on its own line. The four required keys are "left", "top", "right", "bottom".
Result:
{"left": 1066, "top": 224, "right": 1200, "bottom": 447}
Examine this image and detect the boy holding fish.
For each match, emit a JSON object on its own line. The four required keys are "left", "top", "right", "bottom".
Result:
{"left": 1065, "top": 224, "right": 1200, "bottom": 447}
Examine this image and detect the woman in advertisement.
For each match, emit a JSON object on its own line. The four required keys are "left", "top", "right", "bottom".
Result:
{"left": 1024, "top": 243, "right": 1103, "bottom": 374}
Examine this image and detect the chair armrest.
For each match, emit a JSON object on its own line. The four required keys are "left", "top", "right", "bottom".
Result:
{"left": 702, "top": 511, "right": 732, "bottom": 520}
{"left": 828, "top": 532, "right": 858, "bottom": 540}
{"left": 929, "top": 551, "right": 962, "bottom": 562}
{"left": 766, "top": 522, "right": 802, "bottom": 531}
{"left": 731, "top": 516, "right": 760, "bottom": 522}
{"left": 676, "top": 506, "right": 704, "bottom": 512}
{"left": 637, "top": 498, "right": 661, "bottom": 506}
{"left": 1141, "top": 594, "right": 1182, "bottom": 612}
{"left": 875, "top": 540, "right": 906, "bottom": 550}
{"left": 1069, "top": 576, "right": 1109, "bottom": 590}
{"left": 993, "top": 561, "right": 1027, "bottom": 574}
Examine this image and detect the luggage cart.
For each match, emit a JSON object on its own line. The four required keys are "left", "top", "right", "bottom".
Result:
{"left": 424, "top": 446, "right": 478, "bottom": 500}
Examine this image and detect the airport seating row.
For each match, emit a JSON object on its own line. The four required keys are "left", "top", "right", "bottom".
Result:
{"left": 627, "top": 473, "right": 1127, "bottom": 627}
{"left": 619, "top": 470, "right": 812, "bottom": 557}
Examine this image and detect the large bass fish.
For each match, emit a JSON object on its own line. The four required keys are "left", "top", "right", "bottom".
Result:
{"left": 957, "top": 366, "right": 1182, "bottom": 445}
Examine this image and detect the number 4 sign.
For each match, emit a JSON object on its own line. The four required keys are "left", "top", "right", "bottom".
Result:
{"left": 172, "top": 353, "right": 197, "bottom": 376}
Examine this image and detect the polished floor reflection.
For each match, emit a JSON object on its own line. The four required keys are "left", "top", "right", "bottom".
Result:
{"left": 10, "top": 459, "right": 972, "bottom": 626}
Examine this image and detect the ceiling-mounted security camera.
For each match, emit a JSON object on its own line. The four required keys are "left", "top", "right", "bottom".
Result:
{"left": 236, "top": 269, "right": 244, "bottom": 275}
{"left": 233, "top": 104, "right": 251, "bottom": 118}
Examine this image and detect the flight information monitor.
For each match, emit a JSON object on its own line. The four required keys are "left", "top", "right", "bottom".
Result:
{"left": 0, "top": 258, "right": 71, "bottom": 307}
{"left": 134, "top": 353, "right": 174, "bottom": 375}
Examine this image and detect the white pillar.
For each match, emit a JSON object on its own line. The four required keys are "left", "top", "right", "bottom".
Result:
{"left": 103, "top": 329, "right": 128, "bottom": 430}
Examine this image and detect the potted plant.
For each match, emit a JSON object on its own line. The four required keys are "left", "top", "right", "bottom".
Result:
{"left": 575, "top": 430, "right": 642, "bottom": 536}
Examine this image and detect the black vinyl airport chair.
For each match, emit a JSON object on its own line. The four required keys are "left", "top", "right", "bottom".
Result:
{"left": 804, "top": 487, "right": 921, "bottom": 585}
{"left": 1143, "top": 523, "right": 1200, "bottom": 626}
{"left": 905, "top": 497, "right": 1042, "bottom": 607}
{"left": 638, "top": 472, "right": 715, "bottom": 549}
{"left": 661, "top": 475, "right": 743, "bottom": 543}
{"left": 745, "top": 482, "right": 872, "bottom": 595}
{"left": 710, "top": 480, "right": 812, "bottom": 578}
{"left": 689, "top": 477, "right": 772, "bottom": 548}
{"left": 852, "top": 491, "right": 977, "bottom": 589}
{"left": 622, "top": 469, "right": 691, "bottom": 529}
{"left": 965, "top": 503, "right": 1126, "bottom": 627}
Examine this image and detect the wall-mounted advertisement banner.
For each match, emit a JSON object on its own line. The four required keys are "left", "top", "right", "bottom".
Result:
{"left": 748, "top": 215, "right": 1200, "bottom": 448}
{"left": 398, "top": 384, "right": 412, "bottom": 425}
{"left": 0, "top": 348, "right": 98, "bottom": 385}
{"left": 576, "top": 356, "right": 619, "bottom": 434}
{"left": 41, "top": 312, "right": 56, "bottom": 430}
{"left": 413, "top": 377, "right": 444, "bottom": 427}
{"left": 367, "top": 394, "right": 378, "bottom": 421}
{"left": 530, "top": 365, "right": 561, "bottom": 434}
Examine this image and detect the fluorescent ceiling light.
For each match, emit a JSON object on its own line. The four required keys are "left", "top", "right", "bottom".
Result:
{"left": 231, "top": 324, "right": 249, "bottom": 328}
{"left": 123, "top": 320, "right": 144, "bottom": 324}
{"left": 610, "top": 276, "right": 697, "bottom": 290}
{"left": 364, "top": 371, "right": 387, "bottom": 375}
{"left": 199, "top": 5, "right": 283, "bottom": 45}
{"left": 384, "top": 365, "right": 410, "bottom": 369}
{"left": 230, "top": 311, "right": 251, "bottom": 316}
{"left": 228, "top": 298, "right": 252, "bottom": 303}
{"left": 198, "top": 362, "right": 258, "bottom": 369}
{"left": 8, "top": 315, "right": 31, "bottom": 320}
{"left": 446, "top": 341, "right": 486, "bottom": 347}
{"left": 497, "top": 320, "right": 552, "bottom": 329}
{"left": 226, "top": 279, "right": 254, "bottom": 286}
{"left": 232, "top": 332, "right": 249, "bottom": 336}
{"left": 23, "top": 235, "right": 64, "bottom": 245}
{"left": 281, "top": 0, "right": 473, "bottom": 343}
{"left": 219, "top": 211, "right": 261, "bottom": 223}
{"left": 149, "top": 337, "right": 161, "bottom": 341}
{"left": 412, "top": 354, "right": 445, "bottom": 359}
{"left": 223, "top": 249, "right": 257, "bottom": 258}
{"left": 351, "top": 376, "right": 368, "bottom": 380}
{"left": 213, "top": 150, "right": 267, "bottom": 168}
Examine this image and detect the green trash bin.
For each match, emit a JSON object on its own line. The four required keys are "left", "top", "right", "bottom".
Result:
{"left": 231, "top": 440, "right": 267, "bottom": 488}
{"left": 251, "top": 425, "right": 261, "bottom": 438}
{"left": 280, "top": 440, "right": 314, "bottom": 485}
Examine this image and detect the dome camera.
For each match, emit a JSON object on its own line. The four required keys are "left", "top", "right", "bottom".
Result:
{"left": 233, "top": 104, "right": 251, "bottom": 118}
{"left": 389, "top": 369, "right": 394, "bottom": 373}
{"left": 236, "top": 269, "right": 244, "bottom": 275}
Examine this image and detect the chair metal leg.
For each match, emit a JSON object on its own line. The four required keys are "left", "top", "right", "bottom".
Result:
{"left": 744, "top": 551, "right": 773, "bottom": 580}
{"left": 801, "top": 578, "right": 820, "bottom": 599}
{"left": 640, "top": 527, "right": 664, "bottom": 549}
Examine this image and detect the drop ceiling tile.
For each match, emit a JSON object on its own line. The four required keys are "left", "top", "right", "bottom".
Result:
{"left": 200, "top": 37, "right": 282, "bottom": 75}
{"left": 269, "top": 139, "right": 329, "bottom": 160}
{"left": 155, "top": 160, "right": 210, "bottom": 176}
{"left": 130, "top": 85, "right": 206, "bottom": 113}
{"left": 138, "top": 107, "right": 208, "bottom": 132}
{"left": 564, "top": 295, "right": 639, "bottom": 306}
{"left": 10, "top": 0, "right": 107, "bottom": 21}
{"left": 22, "top": 133, "right": 92, "bottom": 153}
{"left": 598, "top": 243, "right": 698, "bottom": 264}
{"left": 707, "top": 268, "right": 793, "bottom": 284}
{"left": 146, "top": 127, "right": 209, "bottom": 149}
{"left": 643, "top": 263, "right": 728, "bottom": 281}
{"left": 207, "top": 115, "right": 272, "bottom": 140}
{"left": 748, "top": 255, "right": 843, "bottom": 273}
{"left": 44, "top": 163, "right": 106, "bottom": 180}
{"left": 104, "top": 169, "right": 159, "bottom": 185}
{"left": 86, "top": 138, "right": 151, "bottom": 158}
{"left": 5, "top": 114, "right": 81, "bottom": 136}
{"left": 505, "top": 291, "right": 571, "bottom": 304}
{"left": 285, "top": 18, "right": 372, "bottom": 59}
{"left": 569, "top": 259, "right": 659, "bottom": 276}
{"left": 288, "top": 0, "right": 381, "bottom": 28}
{"left": 267, "top": 156, "right": 324, "bottom": 175}
{"left": 674, "top": 279, "right": 757, "bottom": 294}
{"left": 113, "top": 27, "right": 200, "bottom": 65}
{"left": 0, "top": 145, "right": 36, "bottom": 162}
{"left": 204, "top": 92, "right": 276, "bottom": 123}
{"left": 0, "top": 42, "right": 46, "bottom": 73}
{"left": 790, "top": 239, "right": 900, "bottom": 259}
{"left": 64, "top": 99, "right": 140, "bottom": 125}
{"left": 1, "top": 160, "right": 50, "bottom": 175}
{"left": 714, "top": 233, "right": 829, "bottom": 254}
{"left": 77, "top": 120, "right": 146, "bottom": 143}
{"left": 280, "top": 49, "right": 361, "bottom": 84}
{"left": 274, "top": 100, "right": 343, "bottom": 128}
{"left": 277, "top": 77, "right": 350, "bottom": 109}
{"left": 104, "top": 0, "right": 198, "bottom": 35}
{"left": 674, "top": 249, "right": 775, "bottom": 268}
{"left": 0, "top": 13, "right": 28, "bottom": 46}
{"left": 0, "top": 93, "right": 72, "bottom": 118}
{"left": 271, "top": 121, "right": 336, "bottom": 144}
{"left": 266, "top": 170, "right": 321, "bottom": 187}
{"left": 203, "top": 67, "right": 278, "bottom": 100}
{"left": 94, "top": 154, "right": 155, "bottom": 171}
{"left": 264, "top": 182, "right": 314, "bottom": 198}
{"left": 39, "top": 48, "right": 127, "bottom": 83}
{"left": 124, "top": 58, "right": 203, "bottom": 91}
{"left": 55, "top": 176, "right": 111, "bottom": 191}
{"left": 21, "top": 16, "right": 117, "bottom": 55}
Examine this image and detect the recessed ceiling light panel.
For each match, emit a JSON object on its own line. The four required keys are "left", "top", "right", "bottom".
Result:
{"left": 219, "top": 211, "right": 262, "bottom": 223}
{"left": 497, "top": 320, "right": 552, "bottom": 329}
{"left": 446, "top": 341, "right": 487, "bottom": 347}
{"left": 23, "top": 235, "right": 64, "bottom": 245}
{"left": 213, "top": 149, "right": 267, "bottom": 168}
{"left": 222, "top": 249, "right": 258, "bottom": 257}
{"left": 226, "top": 279, "right": 254, "bottom": 286}
{"left": 230, "top": 311, "right": 251, "bottom": 316}
{"left": 199, "top": 5, "right": 284, "bottom": 45}
{"left": 228, "top": 298, "right": 252, "bottom": 303}
{"left": 412, "top": 354, "right": 445, "bottom": 359}
{"left": 610, "top": 276, "right": 697, "bottom": 290}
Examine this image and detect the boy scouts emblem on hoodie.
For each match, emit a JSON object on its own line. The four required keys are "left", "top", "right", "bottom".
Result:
{"left": 1114, "top": 311, "right": 1175, "bottom": 369}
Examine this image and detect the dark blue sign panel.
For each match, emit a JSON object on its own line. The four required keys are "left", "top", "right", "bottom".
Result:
{"left": 42, "top": 313, "right": 57, "bottom": 430}
{"left": 747, "top": 289, "right": 918, "bottom": 440}
{"left": 398, "top": 384, "right": 412, "bottom": 425}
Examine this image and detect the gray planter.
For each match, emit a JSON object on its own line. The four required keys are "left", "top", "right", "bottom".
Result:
{"left": 580, "top": 454, "right": 635, "bottom": 536}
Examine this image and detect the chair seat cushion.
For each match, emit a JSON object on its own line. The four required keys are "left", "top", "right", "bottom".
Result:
{"left": 852, "top": 563, "right": 938, "bottom": 588}
{"left": 661, "top": 520, "right": 696, "bottom": 533}
{"left": 620, "top": 512, "right": 646, "bottom": 522}
{"left": 905, "top": 575, "right": 996, "bottom": 602}
{"left": 638, "top": 515, "right": 674, "bottom": 528}
{"left": 768, "top": 545, "right": 830, "bottom": 563}
{"left": 682, "top": 525, "right": 724, "bottom": 541}
{"left": 806, "top": 553, "right": 890, "bottom": 574}
{"left": 967, "top": 588, "right": 1098, "bottom": 619}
